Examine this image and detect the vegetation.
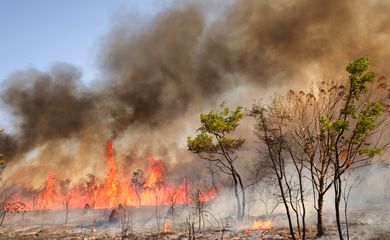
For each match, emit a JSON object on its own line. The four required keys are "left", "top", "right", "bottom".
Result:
{"left": 187, "top": 103, "right": 246, "bottom": 220}
{"left": 0, "top": 57, "right": 389, "bottom": 240}
{"left": 250, "top": 56, "right": 390, "bottom": 239}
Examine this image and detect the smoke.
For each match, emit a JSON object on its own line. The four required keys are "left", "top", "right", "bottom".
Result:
{"left": 1, "top": 0, "right": 390, "bottom": 186}
{"left": 2, "top": 65, "right": 95, "bottom": 152}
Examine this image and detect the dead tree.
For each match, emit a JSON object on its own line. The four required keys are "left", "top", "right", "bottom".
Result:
{"left": 251, "top": 105, "right": 302, "bottom": 240}
{"left": 258, "top": 88, "right": 335, "bottom": 237}
{"left": 131, "top": 169, "right": 145, "bottom": 207}
{"left": 244, "top": 159, "right": 276, "bottom": 218}
{"left": 119, "top": 205, "right": 133, "bottom": 239}
{"left": 255, "top": 179, "right": 283, "bottom": 217}
{"left": 167, "top": 188, "right": 178, "bottom": 221}
{"left": 0, "top": 180, "right": 26, "bottom": 226}
{"left": 342, "top": 175, "right": 361, "bottom": 240}
{"left": 60, "top": 179, "right": 72, "bottom": 229}
{"left": 145, "top": 174, "right": 164, "bottom": 233}
{"left": 191, "top": 185, "right": 206, "bottom": 233}
{"left": 85, "top": 174, "right": 98, "bottom": 209}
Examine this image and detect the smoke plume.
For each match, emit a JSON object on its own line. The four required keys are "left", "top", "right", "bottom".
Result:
{"left": 1, "top": 0, "right": 390, "bottom": 186}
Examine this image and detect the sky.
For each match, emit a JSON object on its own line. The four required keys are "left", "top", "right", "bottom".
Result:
{"left": 0, "top": 0, "right": 172, "bottom": 83}
{"left": 0, "top": 0, "right": 175, "bottom": 132}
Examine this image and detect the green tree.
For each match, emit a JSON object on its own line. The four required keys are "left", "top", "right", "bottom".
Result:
{"left": 318, "top": 56, "right": 389, "bottom": 240}
{"left": 251, "top": 57, "right": 389, "bottom": 239}
{"left": 187, "top": 103, "right": 246, "bottom": 220}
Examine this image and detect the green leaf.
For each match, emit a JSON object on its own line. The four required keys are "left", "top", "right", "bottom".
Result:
{"left": 187, "top": 104, "right": 245, "bottom": 155}
{"left": 358, "top": 147, "right": 382, "bottom": 157}
{"left": 352, "top": 101, "right": 383, "bottom": 143}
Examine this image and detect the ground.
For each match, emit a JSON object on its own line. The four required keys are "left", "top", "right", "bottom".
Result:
{"left": 0, "top": 204, "right": 389, "bottom": 239}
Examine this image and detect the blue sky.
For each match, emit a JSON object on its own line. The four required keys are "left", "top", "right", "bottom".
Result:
{"left": 0, "top": 0, "right": 172, "bottom": 83}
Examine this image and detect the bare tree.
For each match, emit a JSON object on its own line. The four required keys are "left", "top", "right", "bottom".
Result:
{"left": 244, "top": 160, "right": 278, "bottom": 218}
{"left": 0, "top": 180, "right": 26, "bottom": 226}
{"left": 167, "top": 188, "right": 178, "bottom": 222}
{"left": 37, "top": 176, "right": 57, "bottom": 213}
{"left": 144, "top": 173, "right": 164, "bottom": 233}
{"left": 60, "top": 179, "right": 72, "bottom": 229}
{"left": 119, "top": 205, "right": 133, "bottom": 239}
{"left": 131, "top": 169, "right": 145, "bottom": 208}
{"left": 342, "top": 174, "right": 361, "bottom": 240}
{"left": 191, "top": 185, "right": 206, "bottom": 233}
{"left": 85, "top": 174, "right": 98, "bottom": 209}
{"left": 251, "top": 103, "right": 308, "bottom": 240}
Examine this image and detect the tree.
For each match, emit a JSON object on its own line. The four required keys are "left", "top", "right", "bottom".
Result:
{"left": 166, "top": 188, "right": 178, "bottom": 220}
{"left": 131, "top": 169, "right": 145, "bottom": 207}
{"left": 0, "top": 180, "right": 26, "bottom": 226}
{"left": 258, "top": 87, "right": 335, "bottom": 237}
{"left": 187, "top": 103, "right": 246, "bottom": 220}
{"left": 250, "top": 105, "right": 300, "bottom": 240}
{"left": 317, "top": 57, "right": 390, "bottom": 239}
{"left": 342, "top": 174, "right": 361, "bottom": 240}
{"left": 252, "top": 56, "right": 390, "bottom": 239}
{"left": 60, "top": 178, "right": 72, "bottom": 229}
{"left": 85, "top": 174, "right": 98, "bottom": 209}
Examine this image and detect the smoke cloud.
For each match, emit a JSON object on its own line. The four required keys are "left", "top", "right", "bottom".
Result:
{"left": 1, "top": 0, "right": 390, "bottom": 186}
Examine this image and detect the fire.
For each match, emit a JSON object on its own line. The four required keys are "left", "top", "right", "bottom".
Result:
{"left": 13, "top": 140, "right": 219, "bottom": 211}
{"left": 98, "top": 140, "right": 122, "bottom": 208}
{"left": 144, "top": 158, "right": 164, "bottom": 189}
{"left": 163, "top": 219, "right": 171, "bottom": 233}
{"left": 252, "top": 219, "right": 272, "bottom": 231}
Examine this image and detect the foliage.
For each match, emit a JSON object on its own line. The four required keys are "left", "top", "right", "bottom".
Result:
{"left": 319, "top": 57, "right": 385, "bottom": 159}
{"left": 187, "top": 103, "right": 246, "bottom": 220}
{"left": 187, "top": 103, "right": 245, "bottom": 155}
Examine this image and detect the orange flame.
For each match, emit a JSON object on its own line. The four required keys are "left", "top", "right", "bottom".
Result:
{"left": 252, "top": 219, "right": 272, "bottom": 231}
{"left": 15, "top": 140, "right": 219, "bottom": 211}
{"left": 144, "top": 157, "right": 164, "bottom": 189}
{"left": 163, "top": 219, "right": 171, "bottom": 233}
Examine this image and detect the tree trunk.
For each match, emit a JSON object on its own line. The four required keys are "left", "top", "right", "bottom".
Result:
{"left": 277, "top": 176, "right": 296, "bottom": 240}
{"left": 298, "top": 172, "right": 306, "bottom": 240}
{"left": 316, "top": 193, "right": 324, "bottom": 237}
{"left": 198, "top": 206, "right": 202, "bottom": 233}
{"left": 234, "top": 168, "right": 246, "bottom": 220}
{"left": 0, "top": 211, "right": 6, "bottom": 226}
{"left": 344, "top": 197, "right": 350, "bottom": 240}
{"left": 231, "top": 173, "right": 242, "bottom": 220}
{"left": 155, "top": 191, "right": 160, "bottom": 232}
{"left": 334, "top": 176, "right": 343, "bottom": 240}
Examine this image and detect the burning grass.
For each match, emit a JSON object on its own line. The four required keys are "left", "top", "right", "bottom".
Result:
{"left": 4, "top": 140, "right": 218, "bottom": 212}
{"left": 1, "top": 140, "right": 390, "bottom": 240}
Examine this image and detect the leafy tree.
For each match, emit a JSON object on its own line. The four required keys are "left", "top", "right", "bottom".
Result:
{"left": 251, "top": 57, "right": 390, "bottom": 239}
{"left": 318, "top": 57, "right": 389, "bottom": 239}
{"left": 187, "top": 103, "right": 246, "bottom": 220}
